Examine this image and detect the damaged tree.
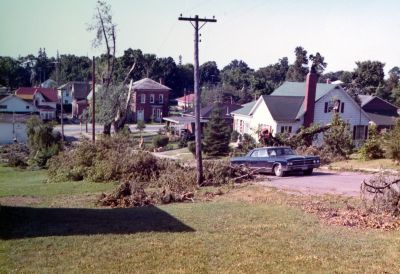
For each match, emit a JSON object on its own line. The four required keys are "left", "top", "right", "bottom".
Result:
{"left": 361, "top": 174, "right": 400, "bottom": 216}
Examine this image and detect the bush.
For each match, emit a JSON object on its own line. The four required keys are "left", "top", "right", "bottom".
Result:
{"left": 230, "top": 130, "right": 240, "bottom": 142}
{"left": 0, "top": 143, "right": 29, "bottom": 168}
{"left": 323, "top": 114, "right": 353, "bottom": 158}
{"left": 384, "top": 119, "right": 400, "bottom": 162}
{"left": 188, "top": 141, "right": 196, "bottom": 155}
{"left": 203, "top": 160, "right": 233, "bottom": 186}
{"left": 239, "top": 133, "right": 256, "bottom": 153}
{"left": 359, "top": 125, "right": 384, "bottom": 160}
{"left": 296, "top": 145, "right": 346, "bottom": 165}
{"left": 26, "top": 117, "right": 62, "bottom": 167}
{"left": 152, "top": 135, "right": 169, "bottom": 148}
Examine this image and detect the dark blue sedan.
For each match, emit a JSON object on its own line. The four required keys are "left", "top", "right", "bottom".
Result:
{"left": 230, "top": 146, "right": 320, "bottom": 176}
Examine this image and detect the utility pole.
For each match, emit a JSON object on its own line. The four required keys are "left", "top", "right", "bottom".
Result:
{"left": 53, "top": 51, "right": 63, "bottom": 142}
{"left": 92, "top": 56, "right": 96, "bottom": 143}
{"left": 179, "top": 14, "right": 217, "bottom": 185}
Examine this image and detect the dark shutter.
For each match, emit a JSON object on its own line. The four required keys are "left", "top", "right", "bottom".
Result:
{"left": 324, "top": 102, "right": 328, "bottom": 113}
{"left": 341, "top": 102, "right": 344, "bottom": 113}
{"left": 353, "top": 126, "right": 356, "bottom": 140}
{"left": 289, "top": 126, "right": 292, "bottom": 133}
{"left": 281, "top": 126, "right": 284, "bottom": 133}
{"left": 364, "top": 126, "right": 368, "bottom": 139}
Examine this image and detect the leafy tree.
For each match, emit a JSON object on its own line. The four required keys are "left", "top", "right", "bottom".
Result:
{"left": 26, "top": 117, "right": 62, "bottom": 167}
{"left": 323, "top": 114, "right": 353, "bottom": 157}
{"left": 359, "top": 124, "right": 384, "bottom": 160}
{"left": 309, "top": 52, "right": 327, "bottom": 76}
{"left": 0, "top": 56, "right": 31, "bottom": 88}
{"left": 384, "top": 118, "right": 400, "bottom": 162}
{"left": 52, "top": 54, "right": 91, "bottom": 83}
{"left": 252, "top": 57, "right": 289, "bottom": 95}
{"left": 387, "top": 66, "right": 400, "bottom": 91}
{"left": 200, "top": 61, "right": 220, "bottom": 86}
{"left": 353, "top": 60, "right": 385, "bottom": 95}
{"left": 203, "top": 107, "right": 231, "bottom": 156}
{"left": 221, "top": 59, "right": 253, "bottom": 90}
{"left": 286, "top": 46, "right": 309, "bottom": 82}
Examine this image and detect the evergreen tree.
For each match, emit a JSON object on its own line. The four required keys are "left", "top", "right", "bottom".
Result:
{"left": 323, "top": 114, "right": 353, "bottom": 157}
{"left": 203, "top": 107, "right": 231, "bottom": 156}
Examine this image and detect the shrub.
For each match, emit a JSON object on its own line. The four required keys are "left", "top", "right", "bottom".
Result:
{"left": 296, "top": 145, "right": 345, "bottom": 165}
{"left": 26, "top": 117, "right": 62, "bottom": 167}
{"left": 203, "top": 107, "right": 231, "bottom": 156}
{"left": 323, "top": 114, "right": 353, "bottom": 158}
{"left": 239, "top": 133, "right": 256, "bottom": 153}
{"left": 359, "top": 125, "right": 384, "bottom": 160}
{"left": 384, "top": 119, "right": 400, "bottom": 162}
{"left": 0, "top": 143, "right": 29, "bottom": 168}
{"left": 188, "top": 141, "right": 196, "bottom": 155}
{"left": 230, "top": 130, "right": 240, "bottom": 142}
{"left": 203, "top": 160, "right": 232, "bottom": 186}
{"left": 152, "top": 135, "right": 169, "bottom": 148}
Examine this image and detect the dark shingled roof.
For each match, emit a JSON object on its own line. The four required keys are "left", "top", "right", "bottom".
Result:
{"left": 184, "top": 103, "right": 242, "bottom": 119}
{"left": 133, "top": 78, "right": 171, "bottom": 91}
{"left": 271, "top": 81, "right": 337, "bottom": 101}
{"left": 231, "top": 101, "right": 256, "bottom": 116}
{"left": 59, "top": 82, "right": 90, "bottom": 100}
{"left": 262, "top": 95, "right": 304, "bottom": 122}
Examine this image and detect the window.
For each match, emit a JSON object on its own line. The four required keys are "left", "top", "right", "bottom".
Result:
{"left": 250, "top": 150, "right": 259, "bottom": 157}
{"left": 341, "top": 102, "right": 345, "bottom": 113}
{"left": 26, "top": 106, "right": 30, "bottom": 109}
{"left": 66, "top": 91, "right": 70, "bottom": 97}
{"left": 64, "top": 100, "right": 68, "bottom": 104}
{"left": 258, "top": 149, "right": 268, "bottom": 157}
{"left": 150, "top": 94, "right": 155, "bottom": 103}
{"left": 280, "top": 126, "right": 292, "bottom": 133}
{"left": 140, "top": 94, "right": 146, "bottom": 104}
{"left": 159, "top": 94, "right": 164, "bottom": 104}
{"left": 324, "top": 102, "right": 328, "bottom": 113}
{"left": 353, "top": 125, "right": 368, "bottom": 140}
{"left": 0, "top": 105, "right": 7, "bottom": 109}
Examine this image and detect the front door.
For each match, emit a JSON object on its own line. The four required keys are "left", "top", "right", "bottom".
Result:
{"left": 137, "top": 109, "right": 144, "bottom": 121}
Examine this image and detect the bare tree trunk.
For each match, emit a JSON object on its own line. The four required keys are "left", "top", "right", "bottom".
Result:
{"left": 97, "top": 7, "right": 111, "bottom": 87}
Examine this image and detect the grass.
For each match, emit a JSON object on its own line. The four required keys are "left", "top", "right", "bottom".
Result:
{"left": 328, "top": 153, "right": 400, "bottom": 172}
{"left": 131, "top": 131, "right": 158, "bottom": 138}
{"left": 1, "top": 167, "right": 400, "bottom": 273}
{"left": 0, "top": 166, "right": 115, "bottom": 197}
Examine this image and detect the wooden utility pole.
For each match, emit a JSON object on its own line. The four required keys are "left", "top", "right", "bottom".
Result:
{"left": 53, "top": 52, "right": 63, "bottom": 142}
{"left": 179, "top": 15, "right": 217, "bottom": 185}
{"left": 92, "top": 56, "right": 96, "bottom": 143}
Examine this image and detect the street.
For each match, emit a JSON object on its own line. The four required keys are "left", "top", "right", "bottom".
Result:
{"left": 259, "top": 170, "right": 374, "bottom": 197}
{"left": 54, "top": 123, "right": 165, "bottom": 140}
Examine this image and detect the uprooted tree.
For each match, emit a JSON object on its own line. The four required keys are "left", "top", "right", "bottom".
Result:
{"left": 361, "top": 174, "right": 400, "bottom": 216}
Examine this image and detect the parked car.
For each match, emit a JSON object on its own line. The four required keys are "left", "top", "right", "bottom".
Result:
{"left": 230, "top": 146, "right": 320, "bottom": 176}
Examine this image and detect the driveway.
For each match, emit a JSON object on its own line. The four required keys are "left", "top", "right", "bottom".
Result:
{"left": 258, "top": 170, "right": 374, "bottom": 197}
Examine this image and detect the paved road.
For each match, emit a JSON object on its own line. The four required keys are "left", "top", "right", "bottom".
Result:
{"left": 54, "top": 123, "right": 165, "bottom": 140}
{"left": 259, "top": 170, "right": 374, "bottom": 196}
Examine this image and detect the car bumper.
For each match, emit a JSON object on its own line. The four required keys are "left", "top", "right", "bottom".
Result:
{"left": 283, "top": 164, "right": 320, "bottom": 171}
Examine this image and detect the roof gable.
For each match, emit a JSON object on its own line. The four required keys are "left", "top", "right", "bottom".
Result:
{"left": 262, "top": 95, "right": 304, "bottom": 121}
{"left": 132, "top": 78, "right": 171, "bottom": 91}
{"left": 15, "top": 87, "right": 58, "bottom": 102}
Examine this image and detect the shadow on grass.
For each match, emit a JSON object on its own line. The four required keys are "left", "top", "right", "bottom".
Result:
{"left": 0, "top": 206, "right": 195, "bottom": 240}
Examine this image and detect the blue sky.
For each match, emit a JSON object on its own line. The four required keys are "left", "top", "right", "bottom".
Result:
{"left": 0, "top": 0, "right": 399, "bottom": 74}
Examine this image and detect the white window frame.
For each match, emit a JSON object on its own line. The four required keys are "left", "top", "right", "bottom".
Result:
{"left": 159, "top": 94, "right": 164, "bottom": 104}
{"left": 150, "top": 94, "right": 155, "bottom": 103}
{"left": 140, "top": 94, "right": 146, "bottom": 104}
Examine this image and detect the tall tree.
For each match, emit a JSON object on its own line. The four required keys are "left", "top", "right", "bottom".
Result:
{"left": 353, "top": 60, "right": 385, "bottom": 95}
{"left": 309, "top": 52, "right": 327, "bottom": 76}
{"left": 221, "top": 59, "right": 253, "bottom": 90}
{"left": 252, "top": 57, "right": 289, "bottom": 95}
{"left": 203, "top": 106, "right": 231, "bottom": 156}
{"left": 200, "top": 61, "right": 220, "bottom": 86}
{"left": 286, "top": 46, "right": 308, "bottom": 82}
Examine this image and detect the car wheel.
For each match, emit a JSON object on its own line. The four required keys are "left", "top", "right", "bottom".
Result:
{"left": 273, "top": 164, "right": 285, "bottom": 177}
{"left": 303, "top": 168, "right": 313, "bottom": 175}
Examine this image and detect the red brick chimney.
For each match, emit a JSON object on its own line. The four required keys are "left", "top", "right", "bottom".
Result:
{"left": 303, "top": 70, "right": 318, "bottom": 127}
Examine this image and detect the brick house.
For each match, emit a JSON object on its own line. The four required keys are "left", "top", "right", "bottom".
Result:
{"left": 130, "top": 78, "right": 170, "bottom": 122}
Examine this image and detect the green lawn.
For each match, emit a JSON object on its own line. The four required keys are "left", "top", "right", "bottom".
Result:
{"left": 1, "top": 166, "right": 400, "bottom": 273}
{"left": 328, "top": 154, "right": 400, "bottom": 172}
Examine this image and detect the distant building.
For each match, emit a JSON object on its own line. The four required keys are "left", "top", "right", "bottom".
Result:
{"left": 176, "top": 93, "right": 195, "bottom": 110}
{"left": 14, "top": 87, "right": 58, "bottom": 120}
{"left": 0, "top": 113, "right": 38, "bottom": 144}
{"left": 58, "top": 81, "right": 90, "bottom": 117}
{"left": 130, "top": 78, "right": 170, "bottom": 122}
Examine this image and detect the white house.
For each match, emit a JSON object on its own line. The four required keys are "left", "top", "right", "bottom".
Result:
{"left": 232, "top": 71, "right": 371, "bottom": 146}
{"left": 14, "top": 87, "right": 58, "bottom": 120}
{"left": 0, "top": 94, "right": 37, "bottom": 113}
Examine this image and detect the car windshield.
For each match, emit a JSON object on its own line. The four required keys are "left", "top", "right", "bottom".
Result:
{"left": 268, "top": 148, "right": 295, "bottom": 156}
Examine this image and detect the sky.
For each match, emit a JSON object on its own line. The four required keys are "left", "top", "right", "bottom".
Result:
{"left": 0, "top": 0, "right": 399, "bottom": 74}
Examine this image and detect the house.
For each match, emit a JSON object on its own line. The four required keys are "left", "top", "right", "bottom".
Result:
{"left": 130, "top": 78, "right": 170, "bottom": 122}
{"left": 0, "top": 113, "right": 39, "bottom": 144}
{"left": 232, "top": 70, "right": 371, "bottom": 145}
{"left": 176, "top": 93, "right": 195, "bottom": 110}
{"left": 164, "top": 103, "right": 242, "bottom": 136}
{"left": 0, "top": 94, "right": 36, "bottom": 113}
{"left": 358, "top": 95, "right": 399, "bottom": 131}
{"left": 15, "top": 87, "right": 58, "bottom": 120}
{"left": 58, "top": 81, "right": 90, "bottom": 117}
